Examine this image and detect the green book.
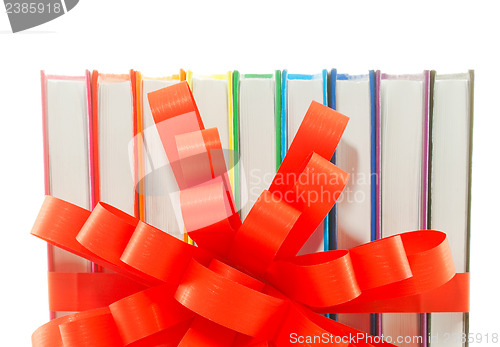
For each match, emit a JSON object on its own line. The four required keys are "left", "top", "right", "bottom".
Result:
{"left": 233, "top": 71, "right": 281, "bottom": 219}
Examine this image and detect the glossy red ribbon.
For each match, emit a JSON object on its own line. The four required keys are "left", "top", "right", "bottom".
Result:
{"left": 31, "top": 81, "right": 469, "bottom": 347}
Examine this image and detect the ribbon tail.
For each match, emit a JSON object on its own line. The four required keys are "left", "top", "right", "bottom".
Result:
{"left": 319, "top": 273, "right": 470, "bottom": 314}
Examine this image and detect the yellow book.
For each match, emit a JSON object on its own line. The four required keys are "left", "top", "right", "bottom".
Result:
{"left": 187, "top": 71, "right": 235, "bottom": 195}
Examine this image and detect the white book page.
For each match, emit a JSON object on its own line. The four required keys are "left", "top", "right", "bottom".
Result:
{"left": 239, "top": 77, "right": 277, "bottom": 219}
{"left": 287, "top": 77, "right": 325, "bottom": 254}
{"left": 46, "top": 77, "right": 91, "bottom": 318}
{"left": 381, "top": 78, "right": 425, "bottom": 347}
{"left": 47, "top": 79, "right": 90, "bottom": 211}
{"left": 429, "top": 75, "right": 470, "bottom": 347}
{"left": 141, "top": 79, "right": 183, "bottom": 238}
{"left": 335, "top": 77, "right": 372, "bottom": 333}
{"left": 336, "top": 77, "right": 372, "bottom": 248}
{"left": 47, "top": 78, "right": 90, "bottom": 274}
{"left": 98, "top": 80, "right": 135, "bottom": 216}
{"left": 192, "top": 76, "right": 230, "bottom": 167}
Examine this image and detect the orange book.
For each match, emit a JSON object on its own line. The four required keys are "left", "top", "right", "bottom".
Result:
{"left": 135, "top": 70, "right": 188, "bottom": 241}
{"left": 91, "top": 71, "right": 137, "bottom": 217}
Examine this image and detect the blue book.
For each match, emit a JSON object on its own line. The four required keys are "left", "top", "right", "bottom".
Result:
{"left": 281, "top": 69, "right": 329, "bottom": 254}
{"left": 330, "top": 69, "right": 376, "bottom": 333}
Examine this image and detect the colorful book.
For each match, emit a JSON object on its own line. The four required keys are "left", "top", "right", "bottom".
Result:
{"left": 331, "top": 70, "right": 376, "bottom": 333}
{"left": 91, "top": 71, "right": 136, "bottom": 217}
{"left": 187, "top": 71, "right": 235, "bottom": 195}
{"left": 233, "top": 71, "right": 281, "bottom": 218}
{"left": 136, "top": 71, "right": 185, "bottom": 239}
{"left": 377, "top": 71, "right": 431, "bottom": 347}
{"left": 41, "top": 71, "right": 93, "bottom": 318}
{"left": 282, "top": 69, "right": 329, "bottom": 254}
{"left": 428, "top": 71, "right": 474, "bottom": 347}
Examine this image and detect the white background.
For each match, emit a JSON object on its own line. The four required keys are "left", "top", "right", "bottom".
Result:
{"left": 1, "top": 0, "right": 499, "bottom": 345}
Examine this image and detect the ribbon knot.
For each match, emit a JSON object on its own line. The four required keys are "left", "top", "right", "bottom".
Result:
{"left": 31, "top": 81, "right": 469, "bottom": 347}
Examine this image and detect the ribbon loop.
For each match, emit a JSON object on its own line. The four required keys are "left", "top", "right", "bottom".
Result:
{"left": 109, "top": 283, "right": 194, "bottom": 345}
{"left": 59, "top": 308, "right": 123, "bottom": 347}
{"left": 277, "top": 152, "right": 348, "bottom": 257}
{"left": 267, "top": 250, "right": 360, "bottom": 308}
{"left": 269, "top": 101, "right": 350, "bottom": 258}
{"left": 120, "top": 221, "right": 211, "bottom": 284}
{"left": 76, "top": 202, "right": 139, "bottom": 266}
{"left": 349, "top": 235, "right": 412, "bottom": 290}
{"left": 228, "top": 190, "right": 301, "bottom": 277}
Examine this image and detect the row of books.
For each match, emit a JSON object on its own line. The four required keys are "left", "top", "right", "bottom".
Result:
{"left": 41, "top": 69, "right": 473, "bottom": 347}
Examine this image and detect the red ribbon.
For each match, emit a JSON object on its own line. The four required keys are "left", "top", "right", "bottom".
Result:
{"left": 31, "top": 81, "right": 469, "bottom": 347}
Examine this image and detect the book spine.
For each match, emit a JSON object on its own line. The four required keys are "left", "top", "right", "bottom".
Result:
{"left": 322, "top": 69, "right": 328, "bottom": 106}
{"left": 85, "top": 70, "right": 99, "bottom": 274}
{"left": 232, "top": 70, "right": 240, "bottom": 213}
{"left": 421, "top": 70, "right": 431, "bottom": 347}
{"left": 40, "top": 71, "right": 54, "bottom": 320}
{"left": 130, "top": 70, "right": 140, "bottom": 219}
{"left": 329, "top": 68, "right": 337, "bottom": 253}
{"left": 427, "top": 69, "right": 435, "bottom": 347}
{"left": 281, "top": 69, "right": 288, "bottom": 162}
{"left": 464, "top": 69, "right": 474, "bottom": 347}
{"left": 90, "top": 70, "right": 103, "bottom": 272}
{"left": 329, "top": 68, "right": 337, "bottom": 323}
{"left": 466, "top": 69, "right": 474, "bottom": 275}
{"left": 180, "top": 69, "right": 188, "bottom": 243}
{"left": 369, "top": 69, "right": 377, "bottom": 336}
{"left": 227, "top": 72, "right": 235, "bottom": 199}
{"left": 86, "top": 71, "right": 96, "bottom": 211}
{"left": 274, "top": 70, "right": 281, "bottom": 171}
{"left": 369, "top": 70, "right": 376, "bottom": 243}
{"left": 135, "top": 71, "right": 146, "bottom": 221}
{"left": 322, "top": 69, "right": 329, "bottom": 253}
{"left": 91, "top": 70, "right": 100, "bottom": 207}
{"left": 422, "top": 70, "right": 431, "bottom": 231}
{"left": 375, "top": 70, "right": 382, "bottom": 244}
{"left": 41, "top": 71, "right": 50, "bottom": 199}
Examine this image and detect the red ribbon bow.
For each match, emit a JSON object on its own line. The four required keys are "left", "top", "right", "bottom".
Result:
{"left": 31, "top": 81, "right": 469, "bottom": 347}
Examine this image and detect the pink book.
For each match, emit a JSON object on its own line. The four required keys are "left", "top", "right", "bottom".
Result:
{"left": 376, "top": 71, "right": 430, "bottom": 347}
{"left": 41, "top": 70, "right": 94, "bottom": 319}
